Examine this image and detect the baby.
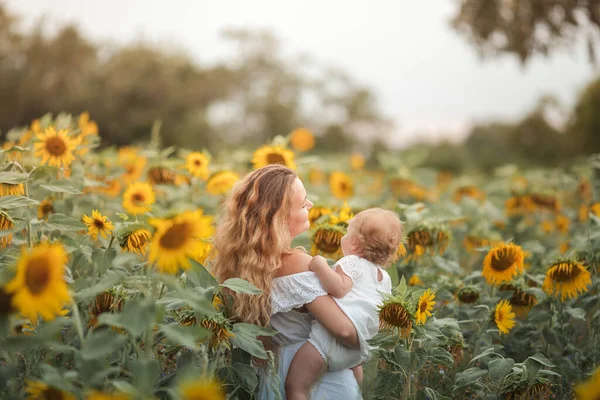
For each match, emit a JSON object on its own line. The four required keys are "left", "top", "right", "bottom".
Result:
{"left": 285, "top": 208, "right": 403, "bottom": 400}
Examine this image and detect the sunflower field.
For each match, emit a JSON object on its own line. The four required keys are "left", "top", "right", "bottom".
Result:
{"left": 0, "top": 112, "right": 599, "bottom": 400}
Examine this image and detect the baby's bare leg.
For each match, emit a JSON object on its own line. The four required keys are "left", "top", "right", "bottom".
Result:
{"left": 285, "top": 342, "right": 326, "bottom": 400}
{"left": 351, "top": 365, "right": 363, "bottom": 386}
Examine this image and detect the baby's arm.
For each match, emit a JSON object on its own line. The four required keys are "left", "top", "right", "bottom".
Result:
{"left": 309, "top": 256, "right": 353, "bottom": 298}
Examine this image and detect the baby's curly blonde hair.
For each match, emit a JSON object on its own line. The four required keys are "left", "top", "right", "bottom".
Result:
{"left": 351, "top": 208, "right": 403, "bottom": 266}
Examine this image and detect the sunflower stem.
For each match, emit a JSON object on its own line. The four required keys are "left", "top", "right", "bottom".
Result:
{"left": 24, "top": 181, "right": 33, "bottom": 248}
{"left": 71, "top": 299, "right": 86, "bottom": 344}
{"left": 107, "top": 234, "right": 115, "bottom": 249}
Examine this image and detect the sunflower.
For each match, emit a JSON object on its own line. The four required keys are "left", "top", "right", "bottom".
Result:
{"left": 185, "top": 152, "right": 210, "bottom": 180}
{"left": 33, "top": 127, "right": 77, "bottom": 168}
{"left": 180, "top": 310, "right": 234, "bottom": 350}
{"left": 555, "top": 214, "right": 570, "bottom": 234}
{"left": 82, "top": 210, "right": 114, "bottom": 240}
{"left": 575, "top": 367, "right": 600, "bottom": 400}
{"left": 540, "top": 220, "right": 554, "bottom": 234}
{"left": 453, "top": 186, "right": 485, "bottom": 203}
{"left": 578, "top": 178, "right": 592, "bottom": 202}
{"left": 37, "top": 199, "right": 55, "bottom": 220}
{"left": 457, "top": 287, "right": 480, "bottom": 304}
{"left": 329, "top": 203, "right": 354, "bottom": 225}
{"left": 26, "top": 381, "right": 75, "bottom": 400}
{"left": 148, "top": 166, "right": 179, "bottom": 185}
{"left": 415, "top": 288, "right": 436, "bottom": 325}
{"left": 529, "top": 192, "right": 560, "bottom": 212}
{"left": 311, "top": 225, "right": 345, "bottom": 259}
{"left": 120, "top": 154, "right": 147, "bottom": 184}
{"left": 5, "top": 243, "right": 71, "bottom": 323}
{"left": 408, "top": 275, "right": 424, "bottom": 287}
{"left": 252, "top": 145, "right": 296, "bottom": 170}
{"left": 148, "top": 210, "right": 214, "bottom": 274}
{"left": 542, "top": 260, "right": 591, "bottom": 301}
{"left": 308, "top": 206, "right": 332, "bottom": 227}
{"left": 308, "top": 168, "right": 326, "bottom": 186}
{"left": 78, "top": 112, "right": 99, "bottom": 136}
{"left": 499, "top": 284, "right": 537, "bottom": 317}
{"left": 350, "top": 153, "right": 366, "bottom": 171}
{"left": 119, "top": 229, "right": 152, "bottom": 255}
{"left": 0, "top": 211, "right": 14, "bottom": 248}
{"left": 505, "top": 195, "right": 535, "bottom": 216}
{"left": 85, "top": 391, "right": 132, "bottom": 400}
{"left": 88, "top": 291, "right": 124, "bottom": 329}
{"left": 509, "top": 176, "right": 528, "bottom": 195}
{"left": 329, "top": 172, "right": 354, "bottom": 199}
{"left": 397, "top": 243, "right": 407, "bottom": 258}
{"left": 206, "top": 171, "right": 240, "bottom": 195}
{"left": 389, "top": 178, "right": 427, "bottom": 201}
{"left": 122, "top": 182, "right": 155, "bottom": 215}
{"left": 482, "top": 243, "right": 525, "bottom": 285}
{"left": 493, "top": 300, "right": 515, "bottom": 335}
{"left": 504, "top": 382, "right": 553, "bottom": 400}
{"left": 0, "top": 183, "right": 24, "bottom": 196}
{"left": 406, "top": 226, "right": 450, "bottom": 257}
{"left": 178, "top": 377, "right": 226, "bottom": 400}
{"left": 378, "top": 296, "right": 413, "bottom": 338}
{"left": 289, "top": 128, "right": 315, "bottom": 152}
{"left": 591, "top": 203, "right": 600, "bottom": 218}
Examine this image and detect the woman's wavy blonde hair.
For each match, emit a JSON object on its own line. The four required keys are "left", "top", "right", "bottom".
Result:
{"left": 211, "top": 164, "right": 298, "bottom": 329}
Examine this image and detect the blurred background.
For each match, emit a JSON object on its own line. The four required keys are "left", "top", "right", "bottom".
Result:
{"left": 1, "top": 0, "right": 599, "bottom": 173}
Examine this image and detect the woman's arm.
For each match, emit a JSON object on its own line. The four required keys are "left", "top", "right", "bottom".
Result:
{"left": 305, "top": 296, "right": 359, "bottom": 349}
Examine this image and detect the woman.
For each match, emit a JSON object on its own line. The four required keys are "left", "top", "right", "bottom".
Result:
{"left": 211, "top": 165, "right": 362, "bottom": 399}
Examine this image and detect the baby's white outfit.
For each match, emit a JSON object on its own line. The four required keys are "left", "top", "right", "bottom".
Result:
{"left": 307, "top": 255, "right": 392, "bottom": 371}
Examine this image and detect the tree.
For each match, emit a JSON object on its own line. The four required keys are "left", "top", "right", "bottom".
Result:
{"left": 451, "top": 0, "right": 600, "bottom": 64}
{"left": 566, "top": 77, "right": 600, "bottom": 155}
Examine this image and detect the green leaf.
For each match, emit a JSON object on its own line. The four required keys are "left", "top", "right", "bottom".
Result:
{"left": 488, "top": 358, "right": 514, "bottom": 381}
{"left": 0, "top": 196, "right": 39, "bottom": 210}
{"left": 566, "top": 307, "right": 586, "bottom": 320}
{"left": 187, "top": 259, "right": 218, "bottom": 289}
{"left": 80, "top": 330, "right": 126, "bottom": 360}
{"left": 411, "top": 347, "right": 428, "bottom": 372}
{"left": 397, "top": 275, "right": 407, "bottom": 296}
{"left": 40, "top": 181, "right": 82, "bottom": 194}
{"left": 220, "top": 278, "right": 262, "bottom": 295}
{"left": 129, "top": 359, "right": 160, "bottom": 397}
{"left": 230, "top": 362, "right": 259, "bottom": 393}
{"left": 527, "top": 353, "right": 555, "bottom": 367}
{"left": 46, "top": 213, "right": 84, "bottom": 231}
{"left": 433, "top": 256, "right": 461, "bottom": 274}
{"left": 394, "top": 344, "right": 411, "bottom": 371}
{"left": 0, "top": 171, "right": 29, "bottom": 184}
{"left": 524, "top": 359, "right": 542, "bottom": 384}
{"left": 0, "top": 145, "right": 30, "bottom": 154}
{"left": 454, "top": 367, "right": 488, "bottom": 388}
{"left": 74, "top": 272, "right": 123, "bottom": 302}
{"left": 469, "top": 347, "right": 499, "bottom": 365}
{"left": 422, "top": 387, "right": 451, "bottom": 400}
{"left": 92, "top": 247, "right": 117, "bottom": 275}
{"left": 230, "top": 323, "right": 277, "bottom": 360}
{"left": 429, "top": 347, "right": 455, "bottom": 368}
{"left": 159, "top": 323, "right": 210, "bottom": 349}
{"left": 97, "top": 299, "right": 156, "bottom": 337}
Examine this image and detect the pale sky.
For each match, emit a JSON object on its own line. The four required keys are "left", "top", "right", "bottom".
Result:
{"left": 6, "top": 0, "right": 598, "bottom": 146}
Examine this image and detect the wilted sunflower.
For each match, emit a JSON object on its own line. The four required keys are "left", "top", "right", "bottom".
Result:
{"left": 37, "top": 199, "right": 55, "bottom": 220}
{"left": 457, "top": 287, "right": 480, "bottom": 304}
{"left": 505, "top": 195, "right": 535, "bottom": 216}
{"left": 493, "top": 300, "right": 516, "bottom": 335}
{"left": 482, "top": 243, "right": 525, "bottom": 285}
{"left": 504, "top": 382, "right": 553, "bottom": 400}
{"left": 82, "top": 210, "right": 114, "bottom": 240}
{"left": 119, "top": 229, "right": 152, "bottom": 255}
{"left": 308, "top": 206, "right": 332, "bottom": 227}
{"left": 406, "top": 226, "right": 450, "bottom": 257}
{"left": 415, "top": 288, "right": 436, "bottom": 325}
{"left": 87, "top": 291, "right": 124, "bottom": 329}
{"left": 408, "top": 275, "right": 424, "bottom": 286}
{"left": 350, "top": 153, "right": 366, "bottom": 171}
{"left": 575, "top": 366, "right": 600, "bottom": 400}
{"left": 206, "top": 171, "right": 240, "bottom": 195}
{"left": 122, "top": 182, "right": 156, "bottom": 215}
{"left": 379, "top": 295, "right": 413, "bottom": 338}
{"left": 148, "top": 166, "right": 179, "bottom": 185}
{"left": 453, "top": 185, "right": 485, "bottom": 203}
{"left": 185, "top": 152, "right": 210, "bottom": 180}
{"left": 26, "top": 381, "right": 75, "bottom": 400}
{"left": 85, "top": 390, "right": 132, "bottom": 400}
{"left": 180, "top": 310, "right": 234, "bottom": 350}
{"left": 252, "top": 145, "right": 296, "bottom": 170}
{"left": 5, "top": 243, "right": 71, "bottom": 323}
{"left": 329, "top": 172, "right": 354, "bottom": 199}
{"left": 311, "top": 225, "right": 345, "bottom": 259}
{"left": 0, "top": 211, "right": 14, "bottom": 248}
{"left": 289, "top": 128, "right": 315, "bottom": 152}
{"left": 148, "top": 209, "right": 214, "bottom": 274}
{"left": 499, "top": 284, "right": 537, "bottom": 317}
{"left": 0, "top": 183, "right": 24, "bottom": 197}
{"left": 529, "top": 192, "right": 560, "bottom": 212}
{"left": 33, "top": 127, "right": 77, "bottom": 168}
{"left": 542, "top": 260, "right": 591, "bottom": 301}
{"left": 178, "top": 377, "right": 226, "bottom": 400}
{"left": 389, "top": 178, "right": 427, "bottom": 201}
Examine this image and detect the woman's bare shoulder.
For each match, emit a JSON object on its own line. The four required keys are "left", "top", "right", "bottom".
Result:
{"left": 277, "top": 250, "right": 313, "bottom": 277}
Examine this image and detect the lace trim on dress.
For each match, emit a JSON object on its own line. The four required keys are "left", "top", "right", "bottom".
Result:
{"left": 271, "top": 272, "right": 328, "bottom": 315}
{"left": 336, "top": 255, "right": 364, "bottom": 284}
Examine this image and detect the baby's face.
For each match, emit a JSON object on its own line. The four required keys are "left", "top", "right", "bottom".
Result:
{"left": 341, "top": 218, "right": 358, "bottom": 256}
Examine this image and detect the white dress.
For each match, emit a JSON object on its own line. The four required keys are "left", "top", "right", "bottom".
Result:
{"left": 258, "top": 271, "right": 362, "bottom": 400}
{"left": 308, "top": 255, "right": 392, "bottom": 371}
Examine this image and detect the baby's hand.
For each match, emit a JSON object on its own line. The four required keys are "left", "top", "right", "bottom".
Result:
{"left": 309, "top": 255, "right": 327, "bottom": 271}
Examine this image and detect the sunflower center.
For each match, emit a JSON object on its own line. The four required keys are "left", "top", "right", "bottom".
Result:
{"left": 42, "top": 387, "right": 65, "bottom": 400}
{"left": 45, "top": 137, "right": 67, "bottom": 156}
{"left": 132, "top": 193, "right": 145, "bottom": 204}
{"left": 25, "top": 257, "right": 51, "bottom": 295}
{"left": 266, "top": 153, "right": 286, "bottom": 165}
{"left": 552, "top": 264, "right": 581, "bottom": 282}
{"left": 491, "top": 252, "right": 516, "bottom": 271}
{"left": 315, "top": 229, "right": 342, "bottom": 253}
{"left": 159, "top": 222, "right": 191, "bottom": 250}
{"left": 42, "top": 203, "right": 54, "bottom": 214}
{"left": 193, "top": 159, "right": 202, "bottom": 166}
{"left": 381, "top": 304, "right": 411, "bottom": 328}
{"left": 93, "top": 219, "right": 105, "bottom": 229}
{"left": 419, "top": 301, "right": 428, "bottom": 313}
{"left": 496, "top": 310, "right": 504, "bottom": 321}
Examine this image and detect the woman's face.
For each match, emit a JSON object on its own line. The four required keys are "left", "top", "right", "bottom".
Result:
{"left": 288, "top": 178, "right": 313, "bottom": 238}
